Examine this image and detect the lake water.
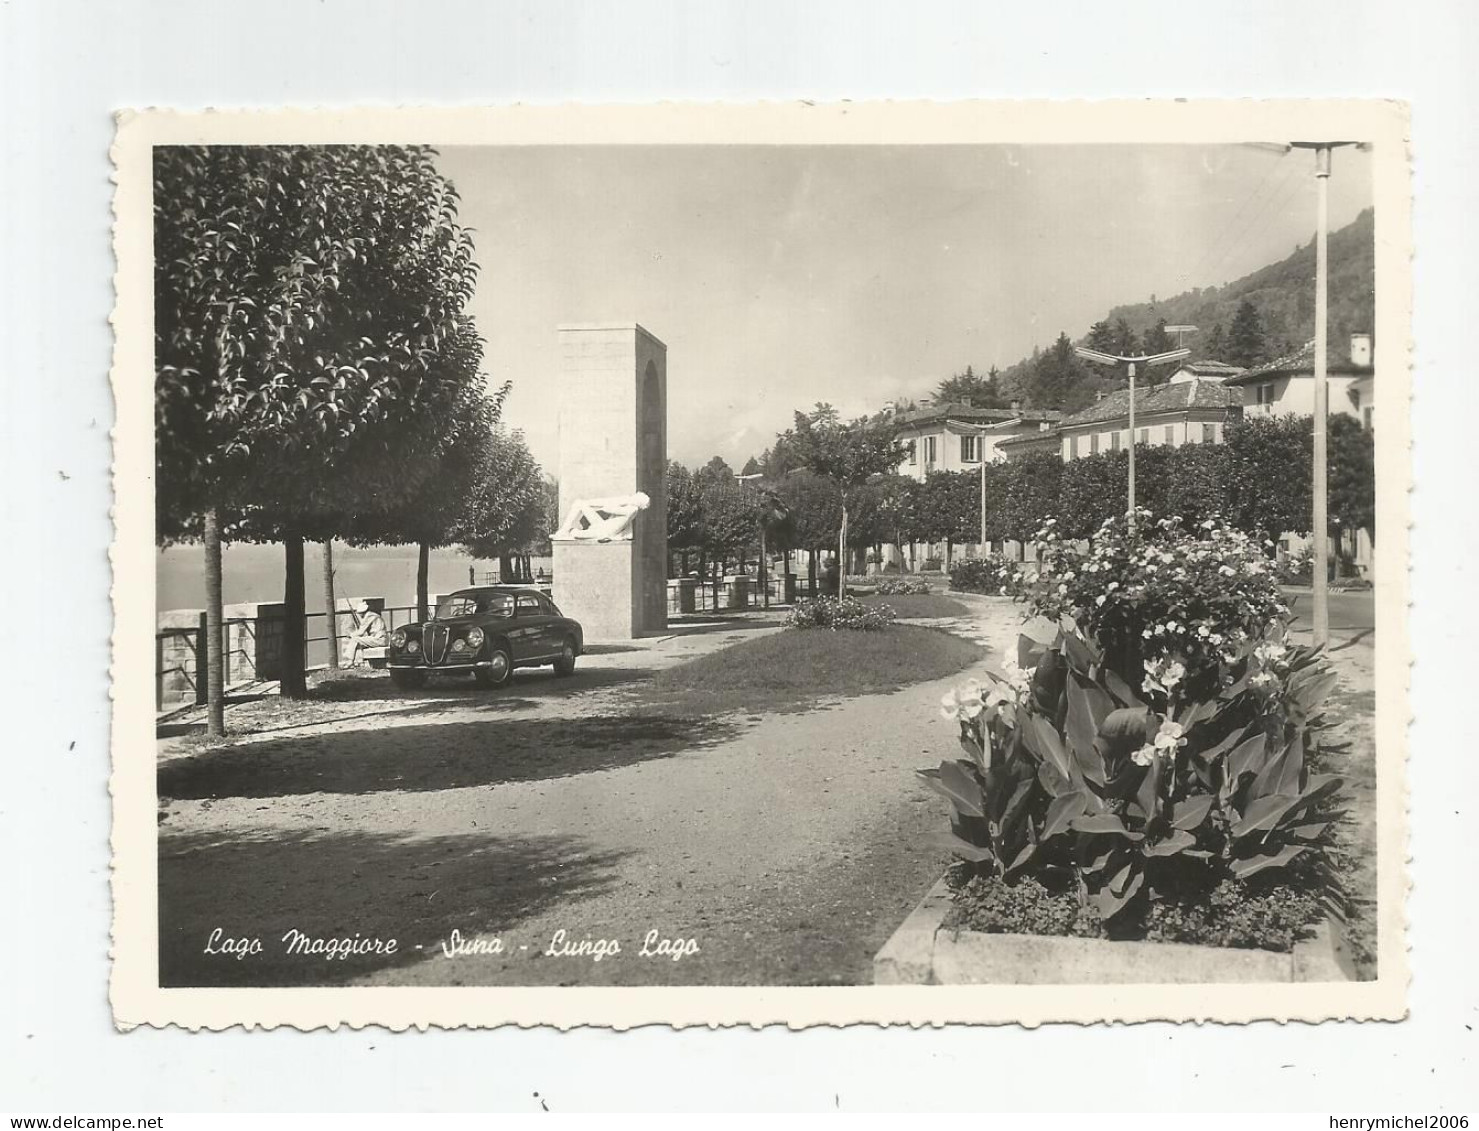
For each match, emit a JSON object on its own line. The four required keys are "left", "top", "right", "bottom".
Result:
{"left": 157, "top": 541, "right": 548, "bottom": 617}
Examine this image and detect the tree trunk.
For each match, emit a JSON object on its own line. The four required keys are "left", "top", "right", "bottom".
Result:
{"left": 280, "top": 532, "right": 308, "bottom": 699}
{"left": 417, "top": 542, "right": 431, "bottom": 622}
{"left": 944, "top": 537, "right": 953, "bottom": 573}
{"left": 203, "top": 506, "right": 226, "bottom": 737}
{"left": 321, "top": 540, "right": 339, "bottom": 669}
{"left": 838, "top": 500, "right": 849, "bottom": 597}
{"left": 808, "top": 548, "right": 817, "bottom": 595}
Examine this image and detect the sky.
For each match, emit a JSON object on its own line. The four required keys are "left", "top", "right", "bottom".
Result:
{"left": 435, "top": 144, "right": 1373, "bottom": 473}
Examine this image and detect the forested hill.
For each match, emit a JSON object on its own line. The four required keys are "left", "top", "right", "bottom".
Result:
{"left": 1098, "top": 206, "right": 1374, "bottom": 362}
{"left": 957, "top": 208, "right": 1375, "bottom": 414}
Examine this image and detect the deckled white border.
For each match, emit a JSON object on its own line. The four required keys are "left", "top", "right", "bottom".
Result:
{"left": 110, "top": 100, "right": 1411, "bottom": 1030}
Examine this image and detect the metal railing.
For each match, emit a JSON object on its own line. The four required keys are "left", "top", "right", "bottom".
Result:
{"left": 155, "top": 604, "right": 424, "bottom": 711}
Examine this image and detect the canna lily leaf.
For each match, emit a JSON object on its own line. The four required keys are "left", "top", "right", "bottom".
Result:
{"left": 1226, "top": 732, "right": 1269, "bottom": 783}
{"left": 1170, "top": 794, "right": 1215, "bottom": 831}
{"left": 1145, "top": 829, "right": 1197, "bottom": 856}
{"left": 1229, "top": 843, "right": 1306, "bottom": 879}
{"left": 1100, "top": 665, "right": 1145, "bottom": 709}
{"left": 1043, "top": 791, "right": 1089, "bottom": 839}
{"left": 1065, "top": 676, "right": 1108, "bottom": 786}
{"left": 917, "top": 763, "right": 984, "bottom": 818}
{"left": 1230, "top": 792, "right": 1301, "bottom": 837}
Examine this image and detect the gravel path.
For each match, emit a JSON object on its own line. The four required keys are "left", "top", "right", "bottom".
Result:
{"left": 158, "top": 599, "right": 1022, "bottom": 987}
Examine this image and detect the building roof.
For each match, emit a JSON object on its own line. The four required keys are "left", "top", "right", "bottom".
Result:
{"left": 1177, "top": 359, "right": 1246, "bottom": 377}
{"left": 1056, "top": 378, "right": 1241, "bottom": 428}
{"left": 894, "top": 402, "right": 1061, "bottom": 429}
{"left": 996, "top": 429, "right": 1061, "bottom": 452}
{"left": 1223, "top": 340, "right": 1375, "bottom": 385}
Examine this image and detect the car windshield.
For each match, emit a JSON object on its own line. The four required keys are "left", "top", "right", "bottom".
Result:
{"left": 434, "top": 595, "right": 479, "bottom": 619}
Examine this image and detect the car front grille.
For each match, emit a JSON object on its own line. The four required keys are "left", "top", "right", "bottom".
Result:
{"left": 424, "top": 623, "right": 450, "bottom": 665}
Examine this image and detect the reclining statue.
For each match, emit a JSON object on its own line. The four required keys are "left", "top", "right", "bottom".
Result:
{"left": 551, "top": 491, "right": 651, "bottom": 543}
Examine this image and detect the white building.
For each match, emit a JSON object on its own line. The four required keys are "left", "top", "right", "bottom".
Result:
{"left": 892, "top": 402, "right": 1061, "bottom": 480}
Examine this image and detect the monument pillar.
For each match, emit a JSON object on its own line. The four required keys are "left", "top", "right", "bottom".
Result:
{"left": 552, "top": 324, "right": 668, "bottom": 641}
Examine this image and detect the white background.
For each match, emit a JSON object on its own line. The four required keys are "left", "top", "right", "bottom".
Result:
{"left": 2, "top": 0, "right": 1475, "bottom": 1113}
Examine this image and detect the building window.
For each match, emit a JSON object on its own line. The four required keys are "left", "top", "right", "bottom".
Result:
{"left": 1110, "top": 431, "right": 1121, "bottom": 452}
{"left": 1090, "top": 433, "right": 1099, "bottom": 455}
{"left": 924, "top": 436, "right": 937, "bottom": 464}
{"left": 1363, "top": 406, "right": 1373, "bottom": 431}
{"left": 1068, "top": 434, "right": 1079, "bottom": 458}
{"left": 1164, "top": 424, "right": 1175, "bottom": 446}
{"left": 1202, "top": 423, "right": 1217, "bottom": 444}
{"left": 906, "top": 440, "right": 916, "bottom": 465}
{"left": 961, "top": 434, "right": 979, "bottom": 462}
{"left": 1138, "top": 428, "right": 1149, "bottom": 446}
{"left": 1256, "top": 382, "right": 1275, "bottom": 406}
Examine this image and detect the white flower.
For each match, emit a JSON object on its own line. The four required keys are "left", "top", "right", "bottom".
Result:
{"left": 1131, "top": 743, "right": 1158, "bottom": 768}
{"left": 1210, "top": 633, "right": 1224, "bottom": 646}
{"left": 1201, "top": 518, "right": 1216, "bottom": 529}
{"left": 1219, "top": 565, "right": 1236, "bottom": 577}
{"left": 1197, "top": 625, "right": 1211, "bottom": 638}
{"left": 1107, "top": 581, "right": 1119, "bottom": 593}
{"left": 1166, "top": 620, "right": 1179, "bottom": 633}
{"left": 1142, "top": 628, "right": 1153, "bottom": 639}
{"left": 1095, "top": 594, "right": 1106, "bottom": 606}
{"left": 939, "top": 680, "right": 985, "bottom": 721}
{"left": 1153, "top": 719, "right": 1187, "bottom": 752}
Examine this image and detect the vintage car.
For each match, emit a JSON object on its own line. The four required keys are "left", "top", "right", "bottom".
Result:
{"left": 386, "top": 585, "right": 583, "bottom": 690}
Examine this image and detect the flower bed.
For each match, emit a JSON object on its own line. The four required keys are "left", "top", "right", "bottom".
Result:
{"left": 785, "top": 594, "right": 896, "bottom": 631}
{"left": 1022, "top": 511, "right": 1289, "bottom": 699}
{"left": 875, "top": 577, "right": 932, "bottom": 595}
{"left": 948, "top": 555, "right": 1028, "bottom": 597}
{"left": 921, "top": 613, "right": 1346, "bottom": 952}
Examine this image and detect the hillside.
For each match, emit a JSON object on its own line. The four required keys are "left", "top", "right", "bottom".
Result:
{"left": 983, "top": 208, "right": 1375, "bottom": 412}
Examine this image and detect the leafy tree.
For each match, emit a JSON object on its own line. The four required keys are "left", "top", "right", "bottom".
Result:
{"left": 1224, "top": 415, "right": 1311, "bottom": 538}
{"left": 1226, "top": 299, "right": 1269, "bottom": 368}
{"left": 1141, "top": 319, "right": 1173, "bottom": 379}
{"left": 933, "top": 365, "right": 1005, "bottom": 408}
{"left": 457, "top": 428, "right": 547, "bottom": 588}
{"left": 154, "top": 144, "right": 482, "bottom": 713}
{"left": 1111, "top": 318, "right": 1140, "bottom": 357}
{"left": 1027, "top": 332, "right": 1087, "bottom": 410}
{"left": 1162, "top": 442, "right": 1230, "bottom": 525}
{"left": 999, "top": 451, "right": 1063, "bottom": 549}
{"left": 782, "top": 410, "right": 906, "bottom": 590}
{"left": 1203, "top": 322, "right": 1228, "bottom": 361}
{"left": 1328, "top": 413, "right": 1375, "bottom": 543}
{"left": 739, "top": 455, "right": 762, "bottom": 477}
{"left": 773, "top": 468, "right": 842, "bottom": 590}
{"left": 665, "top": 461, "right": 706, "bottom": 574}
{"left": 1086, "top": 320, "right": 1116, "bottom": 352}
{"left": 341, "top": 378, "right": 509, "bottom": 619}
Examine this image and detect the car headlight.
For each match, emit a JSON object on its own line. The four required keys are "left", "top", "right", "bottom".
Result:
{"left": 451, "top": 638, "right": 467, "bottom": 652}
{"left": 406, "top": 639, "right": 420, "bottom": 654}
{"left": 466, "top": 627, "right": 485, "bottom": 649}
{"left": 390, "top": 629, "right": 407, "bottom": 648}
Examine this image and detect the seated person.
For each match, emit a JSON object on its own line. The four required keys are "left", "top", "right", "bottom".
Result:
{"left": 346, "top": 599, "right": 387, "bottom": 666}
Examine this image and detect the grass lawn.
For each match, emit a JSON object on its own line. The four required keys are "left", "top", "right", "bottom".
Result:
{"left": 857, "top": 593, "right": 971, "bottom": 619}
{"left": 629, "top": 623, "right": 983, "bottom": 717}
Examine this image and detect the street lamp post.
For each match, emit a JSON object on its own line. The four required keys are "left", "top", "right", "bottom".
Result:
{"left": 1072, "top": 346, "right": 1190, "bottom": 531}
{"left": 1290, "top": 140, "right": 1357, "bottom": 649}
{"left": 736, "top": 472, "right": 770, "bottom": 610}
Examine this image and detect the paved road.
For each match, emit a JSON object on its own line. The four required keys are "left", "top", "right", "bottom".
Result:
{"left": 156, "top": 602, "right": 1015, "bottom": 988}
{"left": 1283, "top": 588, "right": 1376, "bottom": 648}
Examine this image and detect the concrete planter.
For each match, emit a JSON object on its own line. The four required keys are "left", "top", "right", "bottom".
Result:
{"left": 874, "top": 877, "right": 1355, "bottom": 985}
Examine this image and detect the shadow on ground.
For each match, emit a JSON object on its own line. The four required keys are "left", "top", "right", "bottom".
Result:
{"left": 157, "top": 666, "right": 661, "bottom": 741}
{"left": 158, "top": 826, "right": 628, "bottom": 986}
{"left": 158, "top": 711, "right": 743, "bottom": 799}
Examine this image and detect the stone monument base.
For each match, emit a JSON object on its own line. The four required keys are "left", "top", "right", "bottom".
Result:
{"left": 555, "top": 541, "right": 658, "bottom": 641}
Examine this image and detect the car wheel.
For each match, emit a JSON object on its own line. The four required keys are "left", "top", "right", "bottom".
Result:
{"left": 389, "top": 669, "right": 426, "bottom": 690}
{"left": 474, "top": 644, "right": 513, "bottom": 688}
{"left": 553, "top": 637, "right": 578, "bottom": 677}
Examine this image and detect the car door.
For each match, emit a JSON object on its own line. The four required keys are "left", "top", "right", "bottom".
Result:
{"left": 513, "top": 594, "right": 549, "bottom": 660}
